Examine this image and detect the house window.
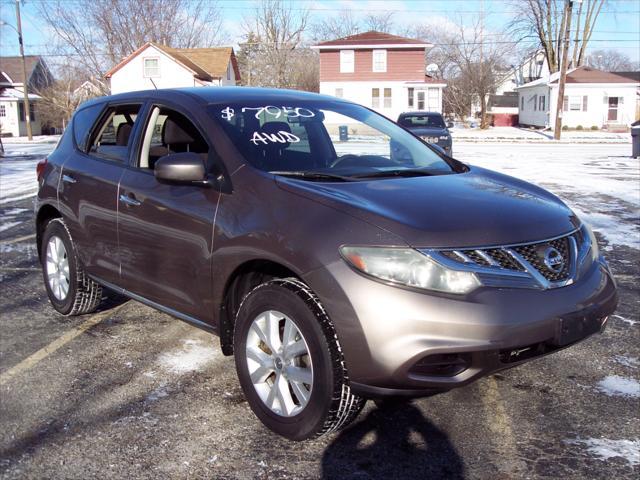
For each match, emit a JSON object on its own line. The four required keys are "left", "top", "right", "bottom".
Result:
{"left": 335, "top": 88, "right": 343, "bottom": 98}
{"left": 533, "top": 94, "right": 538, "bottom": 111}
{"left": 564, "top": 95, "right": 587, "bottom": 112}
{"left": 0, "top": 105, "right": 5, "bottom": 117}
{"left": 539, "top": 95, "right": 545, "bottom": 111}
{"left": 372, "top": 49, "right": 387, "bottom": 72}
{"left": 372, "top": 88, "right": 380, "bottom": 108}
{"left": 144, "top": 58, "right": 160, "bottom": 78}
{"left": 383, "top": 88, "right": 392, "bottom": 108}
{"left": 521, "top": 96, "right": 524, "bottom": 110}
{"left": 408, "top": 87, "right": 414, "bottom": 108}
{"left": 18, "top": 102, "right": 36, "bottom": 122}
{"left": 427, "top": 88, "right": 439, "bottom": 111}
{"left": 340, "top": 50, "right": 354, "bottom": 73}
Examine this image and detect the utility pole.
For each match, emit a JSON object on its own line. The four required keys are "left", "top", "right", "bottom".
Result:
{"left": 554, "top": 0, "right": 579, "bottom": 140}
{"left": 15, "top": 0, "right": 33, "bottom": 141}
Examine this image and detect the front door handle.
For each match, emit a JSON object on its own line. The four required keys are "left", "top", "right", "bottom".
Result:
{"left": 62, "top": 174, "right": 77, "bottom": 184}
{"left": 119, "top": 193, "right": 141, "bottom": 207}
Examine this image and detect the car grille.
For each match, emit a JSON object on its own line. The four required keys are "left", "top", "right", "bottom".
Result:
{"left": 435, "top": 230, "right": 585, "bottom": 289}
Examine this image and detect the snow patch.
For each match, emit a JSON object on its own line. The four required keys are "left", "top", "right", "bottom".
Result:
{"left": 596, "top": 375, "right": 640, "bottom": 398}
{"left": 612, "top": 314, "right": 638, "bottom": 326}
{"left": 158, "top": 339, "right": 216, "bottom": 374}
{"left": 0, "top": 221, "right": 22, "bottom": 232}
{"left": 146, "top": 385, "right": 169, "bottom": 402}
{"left": 613, "top": 356, "right": 639, "bottom": 369}
{"left": 566, "top": 438, "right": 640, "bottom": 466}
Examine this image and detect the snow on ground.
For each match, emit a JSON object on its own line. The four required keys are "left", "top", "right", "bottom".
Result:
{"left": 0, "top": 142, "right": 56, "bottom": 205}
{"left": 566, "top": 438, "right": 640, "bottom": 466}
{"left": 450, "top": 126, "right": 631, "bottom": 143}
{"left": 596, "top": 375, "right": 640, "bottom": 398}
{"left": 613, "top": 355, "right": 639, "bottom": 369}
{"left": 158, "top": 339, "right": 217, "bottom": 374}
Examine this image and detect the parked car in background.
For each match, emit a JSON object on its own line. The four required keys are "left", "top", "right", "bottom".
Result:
{"left": 36, "top": 87, "right": 617, "bottom": 441}
{"left": 397, "top": 111, "right": 453, "bottom": 156}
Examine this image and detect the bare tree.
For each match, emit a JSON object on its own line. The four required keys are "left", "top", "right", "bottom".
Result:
{"left": 510, "top": 0, "right": 606, "bottom": 73}
{"left": 310, "top": 9, "right": 360, "bottom": 42}
{"left": 37, "top": 0, "right": 226, "bottom": 85}
{"left": 240, "top": 0, "right": 310, "bottom": 89}
{"left": 585, "top": 49, "right": 638, "bottom": 71}
{"left": 362, "top": 12, "right": 395, "bottom": 33}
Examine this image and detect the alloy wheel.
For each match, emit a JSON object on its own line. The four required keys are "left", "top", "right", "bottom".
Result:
{"left": 245, "top": 310, "right": 313, "bottom": 417}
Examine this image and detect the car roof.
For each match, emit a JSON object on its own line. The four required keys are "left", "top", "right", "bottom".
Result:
{"left": 79, "top": 87, "right": 348, "bottom": 109}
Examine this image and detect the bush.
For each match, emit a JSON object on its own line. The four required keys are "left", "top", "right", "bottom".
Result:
{"left": 562, "top": 125, "right": 569, "bottom": 131}
{"left": 591, "top": 125, "right": 599, "bottom": 130}
{"left": 576, "top": 125, "right": 584, "bottom": 130}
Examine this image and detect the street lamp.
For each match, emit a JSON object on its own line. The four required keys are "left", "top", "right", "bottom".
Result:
{"left": 1, "top": 2, "right": 33, "bottom": 141}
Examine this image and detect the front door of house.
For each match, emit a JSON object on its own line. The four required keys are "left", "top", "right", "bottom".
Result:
{"left": 608, "top": 97, "right": 619, "bottom": 121}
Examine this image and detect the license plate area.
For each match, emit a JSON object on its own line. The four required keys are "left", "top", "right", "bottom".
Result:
{"left": 554, "top": 314, "right": 601, "bottom": 346}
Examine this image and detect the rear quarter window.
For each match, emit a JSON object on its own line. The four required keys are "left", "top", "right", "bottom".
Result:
{"left": 72, "top": 103, "right": 104, "bottom": 152}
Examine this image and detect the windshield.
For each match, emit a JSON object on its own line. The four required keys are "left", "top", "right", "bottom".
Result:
{"left": 211, "top": 101, "right": 454, "bottom": 178}
{"left": 398, "top": 114, "right": 446, "bottom": 129}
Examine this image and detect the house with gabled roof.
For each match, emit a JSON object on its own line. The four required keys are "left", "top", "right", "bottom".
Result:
{"left": 105, "top": 42, "right": 241, "bottom": 94}
{"left": 312, "top": 31, "right": 445, "bottom": 120}
{"left": 517, "top": 66, "right": 639, "bottom": 130}
{"left": 0, "top": 55, "right": 53, "bottom": 137}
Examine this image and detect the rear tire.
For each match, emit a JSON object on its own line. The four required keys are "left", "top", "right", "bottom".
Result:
{"left": 41, "top": 218, "right": 102, "bottom": 316}
{"left": 234, "top": 277, "right": 364, "bottom": 440}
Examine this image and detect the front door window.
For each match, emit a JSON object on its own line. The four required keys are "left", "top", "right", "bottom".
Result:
{"left": 608, "top": 97, "right": 619, "bottom": 121}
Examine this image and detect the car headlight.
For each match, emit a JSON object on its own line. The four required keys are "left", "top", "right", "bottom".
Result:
{"left": 340, "top": 246, "right": 480, "bottom": 294}
{"left": 582, "top": 223, "right": 599, "bottom": 261}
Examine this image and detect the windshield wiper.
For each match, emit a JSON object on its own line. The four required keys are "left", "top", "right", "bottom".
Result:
{"left": 270, "top": 171, "right": 356, "bottom": 182}
{"left": 351, "top": 168, "right": 442, "bottom": 179}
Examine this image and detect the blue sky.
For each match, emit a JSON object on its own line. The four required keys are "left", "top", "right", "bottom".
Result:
{"left": 1, "top": 0, "right": 639, "bottom": 64}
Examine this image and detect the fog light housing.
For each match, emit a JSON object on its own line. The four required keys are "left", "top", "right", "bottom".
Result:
{"left": 409, "top": 353, "right": 471, "bottom": 377}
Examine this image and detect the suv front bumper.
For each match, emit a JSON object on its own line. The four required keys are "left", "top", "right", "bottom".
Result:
{"left": 304, "top": 255, "right": 617, "bottom": 398}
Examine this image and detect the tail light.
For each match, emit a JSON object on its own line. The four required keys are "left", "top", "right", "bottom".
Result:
{"left": 36, "top": 157, "right": 48, "bottom": 181}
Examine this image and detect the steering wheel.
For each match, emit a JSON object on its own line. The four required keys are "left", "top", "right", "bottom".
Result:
{"left": 330, "top": 154, "right": 363, "bottom": 168}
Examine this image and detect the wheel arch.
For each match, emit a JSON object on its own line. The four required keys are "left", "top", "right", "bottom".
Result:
{"left": 219, "top": 259, "right": 303, "bottom": 356}
{"left": 36, "top": 204, "right": 62, "bottom": 258}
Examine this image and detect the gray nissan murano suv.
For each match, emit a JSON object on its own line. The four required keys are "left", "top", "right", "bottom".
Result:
{"left": 36, "top": 87, "right": 618, "bottom": 440}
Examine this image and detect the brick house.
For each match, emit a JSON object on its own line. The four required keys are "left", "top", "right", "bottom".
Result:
{"left": 312, "top": 31, "right": 445, "bottom": 120}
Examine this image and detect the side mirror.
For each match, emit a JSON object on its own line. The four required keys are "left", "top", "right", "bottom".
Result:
{"left": 447, "top": 121, "right": 454, "bottom": 129}
{"left": 155, "top": 152, "right": 207, "bottom": 184}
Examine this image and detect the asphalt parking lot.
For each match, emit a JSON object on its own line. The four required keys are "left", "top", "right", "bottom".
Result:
{"left": 1, "top": 142, "right": 638, "bottom": 479}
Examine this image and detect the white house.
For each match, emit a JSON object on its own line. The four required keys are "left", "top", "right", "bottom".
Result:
{"left": 496, "top": 50, "right": 550, "bottom": 95}
{"left": 0, "top": 56, "right": 53, "bottom": 137}
{"left": 105, "top": 42, "right": 240, "bottom": 94}
{"left": 312, "top": 31, "right": 446, "bottom": 121}
{"left": 517, "top": 67, "right": 639, "bottom": 129}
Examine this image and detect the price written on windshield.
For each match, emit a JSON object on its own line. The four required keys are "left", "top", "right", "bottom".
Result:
{"left": 220, "top": 106, "right": 315, "bottom": 121}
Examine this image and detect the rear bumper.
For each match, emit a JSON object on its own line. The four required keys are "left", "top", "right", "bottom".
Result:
{"left": 304, "top": 255, "right": 617, "bottom": 398}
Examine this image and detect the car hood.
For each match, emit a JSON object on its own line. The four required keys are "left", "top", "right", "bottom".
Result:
{"left": 405, "top": 127, "right": 449, "bottom": 137}
{"left": 275, "top": 166, "right": 579, "bottom": 248}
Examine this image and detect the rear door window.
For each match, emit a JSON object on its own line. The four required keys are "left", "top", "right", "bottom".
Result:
{"left": 88, "top": 104, "right": 141, "bottom": 162}
{"left": 72, "top": 103, "right": 104, "bottom": 151}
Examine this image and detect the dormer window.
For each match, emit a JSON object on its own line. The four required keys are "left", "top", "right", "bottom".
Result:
{"left": 340, "top": 50, "right": 354, "bottom": 73}
{"left": 372, "top": 49, "right": 387, "bottom": 72}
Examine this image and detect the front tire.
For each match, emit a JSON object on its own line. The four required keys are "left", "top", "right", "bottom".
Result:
{"left": 234, "top": 278, "right": 364, "bottom": 440}
{"left": 41, "top": 218, "right": 102, "bottom": 316}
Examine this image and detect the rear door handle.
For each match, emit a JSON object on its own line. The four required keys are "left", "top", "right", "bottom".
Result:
{"left": 119, "top": 193, "right": 141, "bottom": 207}
{"left": 62, "top": 174, "right": 77, "bottom": 184}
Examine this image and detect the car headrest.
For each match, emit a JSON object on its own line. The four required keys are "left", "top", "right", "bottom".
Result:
{"left": 261, "top": 122, "right": 292, "bottom": 135}
{"left": 116, "top": 123, "right": 133, "bottom": 146}
{"left": 163, "top": 118, "right": 195, "bottom": 145}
